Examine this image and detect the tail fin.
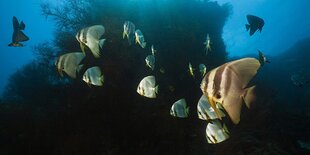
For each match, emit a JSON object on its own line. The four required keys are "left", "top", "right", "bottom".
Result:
{"left": 99, "top": 39, "right": 106, "bottom": 49}
{"left": 142, "top": 42, "right": 146, "bottom": 48}
{"left": 155, "top": 85, "right": 159, "bottom": 94}
{"left": 186, "top": 107, "right": 190, "bottom": 115}
{"left": 20, "top": 21, "right": 26, "bottom": 30}
{"left": 243, "top": 85, "right": 257, "bottom": 109}
{"left": 245, "top": 24, "right": 250, "bottom": 31}
{"left": 100, "top": 75, "right": 104, "bottom": 83}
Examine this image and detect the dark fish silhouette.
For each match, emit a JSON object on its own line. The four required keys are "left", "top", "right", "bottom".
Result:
{"left": 245, "top": 15, "right": 264, "bottom": 36}
{"left": 8, "top": 16, "right": 29, "bottom": 47}
{"left": 258, "top": 50, "right": 270, "bottom": 66}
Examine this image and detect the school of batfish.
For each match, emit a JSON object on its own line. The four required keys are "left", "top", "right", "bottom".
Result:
{"left": 9, "top": 14, "right": 272, "bottom": 144}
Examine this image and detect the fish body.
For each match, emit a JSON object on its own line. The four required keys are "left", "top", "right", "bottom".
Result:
{"left": 201, "top": 58, "right": 260, "bottom": 124}
{"left": 203, "top": 34, "right": 211, "bottom": 55}
{"left": 170, "top": 99, "right": 189, "bottom": 118}
{"left": 8, "top": 16, "right": 29, "bottom": 47}
{"left": 188, "top": 62, "right": 195, "bottom": 78}
{"left": 159, "top": 67, "right": 165, "bottom": 74}
{"left": 199, "top": 64, "right": 207, "bottom": 77}
{"left": 206, "top": 119, "right": 230, "bottom": 144}
{"left": 82, "top": 66, "right": 104, "bottom": 86}
{"left": 123, "top": 21, "right": 135, "bottom": 45}
{"left": 151, "top": 45, "right": 156, "bottom": 56}
{"left": 56, "top": 52, "right": 85, "bottom": 79}
{"left": 197, "top": 95, "right": 225, "bottom": 120}
{"left": 298, "top": 140, "right": 310, "bottom": 150}
{"left": 137, "top": 76, "right": 158, "bottom": 98}
{"left": 135, "top": 29, "right": 146, "bottom": 48}
{"left": 246, "top": 15, "right": 264, "bottom": 36}
{"left": 291, "top": 73, "right": 309, "bottom": 87}
{"left": 76, "top": 25, "right": 105, "bottom": 58}
{"left": 145, "top": 55, "right": 155, "bottom": 70}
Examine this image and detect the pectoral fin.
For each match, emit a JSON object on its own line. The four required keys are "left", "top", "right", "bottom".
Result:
{"left": 208, "top": 97, "right": 222, "bottom": 120}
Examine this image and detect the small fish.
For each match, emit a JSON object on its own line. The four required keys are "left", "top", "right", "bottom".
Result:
{"left": 245, "top": 15, "right": 264, "bottom": 36}
{"left": 82, "top": 66, "right": 104, "bottom": 86}
{"left": 8, "top": 16, "right": 29, "bottom": 47}
{"left": 137, "top": 76, "right": 158, "bottom": 98}
{"left": 159, "top": 67, "right": 165, "bottom": 74}
{"left": 56, "top": 52, "right": 85, "bottom": 79}
{"left": 168, "top": 85, "right": 175, "bottom": 92}
{"left": 199, "top": 64, "right": 207, "bottom": 77}
{"left": 135, "top": 29, "right": 146, "bottom": 48}
{"left": 291, "top": 73, "right": 309, "bottom": 87}
{"left": 188, "top": 62, "right": 195, "bottom": 78}
{"left": 123, "top": 21, "right": 135, "bottom": 45}
{"left": 206, "top": 119, "right": 230, "bottom": 144}
{"left": 145, "top": 55, "right": 155, "bottom": 70}
{"left": 258, "top": 50, "right": 270, "bottom": 66}
{"left": 201, "top": 58, "right": 260, "bottom": 124}
{"left": 151, "top": 45, "right": 156, "bottom": 56}
{"left": 197, "top": 95, "right": 225, "bottom": 121}
{"left": 203, "top": 34, "right": 211, "bottom": 55}
{"left": 76, "top": 25, "right": 106, "bottom": 58}
{"left": 170, "top": 98, "right": 189, "bottom": 118}
{"left": 298, "top": 140, "right": 310, "bottom": 150}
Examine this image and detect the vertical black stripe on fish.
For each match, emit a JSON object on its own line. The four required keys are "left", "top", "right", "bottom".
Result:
{"left": 202, "top": 72, "right": 210, "bottom": 95}
{"left": 213, "top": 64, "right": 226, "bottom": 98}
{"left": 77, "top": 30, "right": 81, "bottom": 42}
{"left": 211, "top": 135, "right": 217, "bottom": 143}
{"left": 222, "top": 64, "right": 233, "bottom": 98}
{"left": 82, "top": 28, "right": 88, "bottom": 44}
{"left": 206, "top": 134, "right": 213, "bottom": 143}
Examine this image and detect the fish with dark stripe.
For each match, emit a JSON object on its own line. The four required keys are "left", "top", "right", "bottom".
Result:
{"left": 76, "top": 25, "right": 106, "bottom": 58}
{"left": 8, "top": 16, "right": 29, "bottom": 47}
{"left": 200, "top": 58, "right": 261, "bottom": 124}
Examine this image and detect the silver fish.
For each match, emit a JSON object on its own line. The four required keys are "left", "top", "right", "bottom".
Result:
{"left": 189, "top": 62, "right": 195, "bottom": 78}
{"left": 199, "top": 64, "right": 207, "bottom": 77}
{"left": 197, "top": 95, "right": 225, "bottom": 121}
{"left": 56, "top": 52, "right": 85, "bottom": 79}
{"left": 170, "top": 99, "right": 189, "bottom": 118}
{"left": 201, "top": 58, "right": 260, "bottom": 124}
{"left": 137, "top": 76, "right": 158, "bottom": 98}
{"left": 151, "top": 45, "right": 156, "bottom": 56}
{"left": 206, "top": 119, "right": 230, "bottom": 144}
{"left": 135, "top": 29, "right": 146, "bottom": 48}
{"left": 145, "top": 55, "right": 155, "bottom": 71}
{"left": 76, "top": 25, "right": 106, "bottom": 58}
{"left": 203, "top": 34, "right": 211, "bottom": 55}
{"left": 291, "top": 73, "right": 309, "bottom": 87}
{"left": 123, "top": 21, "right": 135, "bottom": 45}
{"left": 82, "top": 66, "right": 104, "bottom": 86}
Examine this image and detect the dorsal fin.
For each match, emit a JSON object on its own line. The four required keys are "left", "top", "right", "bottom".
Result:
{"left": 226, "top": 58, "right": 261, "bottom": 89}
